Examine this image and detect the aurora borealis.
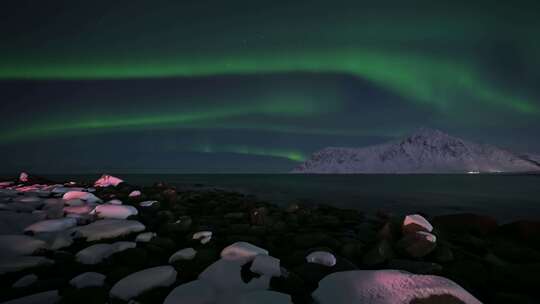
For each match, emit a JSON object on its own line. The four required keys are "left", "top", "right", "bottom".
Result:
{"left": 1, "top": 0, "right": 540, "bottom": 173}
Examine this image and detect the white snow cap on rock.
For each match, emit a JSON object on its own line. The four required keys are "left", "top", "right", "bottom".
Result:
{"left": 92, "top": 204, "right": 138, "bottom": 219}
{"left": 62, "top": 191, "right": 101, "bottom": 204}
{"left": 403, "top": 214, "right": 433, "bottom": 234}
{"left": 169, "top": 248, "right": 197, "bottom": 263}
{"left": 24, "top": 218, "right": 77, "bottom": 234}
{"left": 12, "top": 274, "right": 38, "bottom": 288}
{"left": 1, "top": 290, "right": 60, "bottom": 304}
{"left": 139, "top": 200, "right": 158, "bottom": 207}
{"left": 94, "top": 174, "right": 124, "bottom": 187}
{"left": 70, "top": 272, "right": 106, "bottom": 288}
{"left": 0, "top": 235, "right": 48, "bottom": 258}
{"left": 76, "top": 241, "right": 136, "bottom": 265}
{"left": 110, "top": 266, "right": 177, "bottom": 301}
{"left": 306, "top": 251, "right": 337, "bottom": 267}
{"left": 19, "top": 172, "right": 29, "bottom": 182}
{"left": 164, "top": 280, "right": 216, "bottom": 304}
{"left": 70, "top": 219, "right": 145, "bottom": 242}
{"left": 250, "top": 254, "right": 281, "bottom": 277}
{"left": 136, "top": 232, "right": 157, "bottom": 243}
{"left": 128, "top": 190, "right": 141, "bottom": 197}
{"left": 220, "top": 241, "right": 269, "bottom": 263}
{"left": 313, "top": 270, "right": 482, "bottom": 304}
{"left": 193, "top": 231, "right": 213, "bottom": 245}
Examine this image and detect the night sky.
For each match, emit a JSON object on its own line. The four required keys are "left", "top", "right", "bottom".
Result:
{"left": 1, "top": 0, "right": 539, "bottom": 173}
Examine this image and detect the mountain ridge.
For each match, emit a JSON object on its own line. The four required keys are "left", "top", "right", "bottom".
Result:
{"left": 292, "top": 128, "right": 540, "bottom": 174}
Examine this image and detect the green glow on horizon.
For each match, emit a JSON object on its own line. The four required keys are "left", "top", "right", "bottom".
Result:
{"left": 194, "top": 144, "right": 306, "bottom": 162}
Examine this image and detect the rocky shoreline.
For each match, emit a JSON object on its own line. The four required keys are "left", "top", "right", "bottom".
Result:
{"left": 1, "top": 174, "right": 539, "bottom": 303}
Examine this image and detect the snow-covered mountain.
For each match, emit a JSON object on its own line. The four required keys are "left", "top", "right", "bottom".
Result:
{"left": 292, "top": 129, "right": 540, "bottom": 174}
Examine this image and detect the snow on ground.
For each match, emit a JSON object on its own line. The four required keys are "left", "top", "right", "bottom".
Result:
{"left": 70, "top": 219, "right": 145, "bottom": 241}
{"left": 110, "top": 266, "right": 177, "bottom": 301}
{"left": 312, "top": 270, "right": 482, "bottom": 304}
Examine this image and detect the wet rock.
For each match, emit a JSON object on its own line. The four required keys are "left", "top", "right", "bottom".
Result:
{"left": 70, "top": 272, "right": 106, "bottom": 288}
{"left": 362, "top": 239, "right": 394, "bottom": 266}
{"left": 432, "top": 213, "right": 497, "bottom": 236}
{"left": 12, "top": 274, "right": 38, "bottom": 288}
{"left": 388, "top": 259, "right": 443, "bottom": 274}
{"left": 340, "top": 242, "right": 364, "bottom": 261}
{"left": 250, "top": 207, "right": 269, "bottom": 226}
{"left": 397, "top": 231, "right": 437, "bottom": 258}
{"left": 497, "top": 220, "right": 540, "bottom": 245}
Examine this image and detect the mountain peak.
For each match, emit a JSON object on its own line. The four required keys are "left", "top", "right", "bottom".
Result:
{"left": 293, "top": 129, "right": 540, "bottom": 173}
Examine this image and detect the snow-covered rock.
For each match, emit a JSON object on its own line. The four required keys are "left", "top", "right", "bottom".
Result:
{"left": 293, "top": 128, "right": 540, "bottom": 173}
{"left": 12, "top": 274, "right": 38, "bottom": 288}
{"left": 199, "top": 259, "right": 271, "bottom": 295}
{"left": 220, "top": 242, "right": 269, "bottom": 263}
{"left": 75, "top": 242, "right": 136, "bottom": 264}
{"left": 107, "top": 199, "right": 123, "bottom": 205}
{"left": 403, "top": 214, "right": 433, "bottom": 234}
{"left": 193, "top": 231, "right": 212, "bottom": 245}
{"left": 19, "top": 172, "right": 29, "bottom": 182}
{"left": 163, "top": 280, "right": 216, "bottom": 304}
{"left": 169, "top": 248, "right": 197, "bottom": 263}
{"left": 0, "top": 256, "right": 54, "bottom": 274}
{"left": 0, "top": 211, "right": 44, "bottom": 234}
{"left": 136, "top": 232, "right": 157, "bottom": 243}
{"left": 0, "top": 235, "right": 48, "bottom": 258}
{"left": 312, "top": 270, "right": 482, "bottom": 304}
{"left": 94, "top": 174, "right": 124, "bottom": 187}
{"left": 128, "top": 190, "right": 141, "bottom": 198}
{"left": 1, "top": 290, "right": 60, "bottom": 304}
{"left": 139, "top": 200, "right": 158, "bottom": 207}
{"left": 62, "top": 191, "right": 101, "bottom": 204}
{"left": 92, "top": 204, "right": 138, "bottom": 219}
{"left": 70, "top": 272, "right": 106, "bottom": 288}
{"left": 63, "top": 205, "right": 94, "bottom": 215}
{"left": 397, "top": 231, "right": 437, "bottom": 258}
{"left": 51, "top": 186, "right": 87, "bottom": 195}
{"left": 110, "top": 266, "right": 177, "bottom": 301}
{"left": 24, "top": 218, "right": 77, "bottom": 234}
{"left": 306, "top": 251, "right": 336, "bottom": 267}
{"left": 235, "top": 290, "right": 292, "bottom": 304}
{"left": 250, "top": 255, "right": 281, "bottom": 277}
{"left": 70, "top": 219, "right": 145, "bottom": 241}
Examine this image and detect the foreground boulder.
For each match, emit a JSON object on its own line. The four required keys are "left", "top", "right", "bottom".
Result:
{"left": 163, "top": 280, "right": 216, "bottom": 304}
{"left": 312, "top": 270, "right": 482, "bottom": 304}
{"left": 24, "top": 218, "right": 77, "bottom": 234}
{"left": 2, "top": 290, "right": 60, "bottom": 304}
{"left": 0, "top": 235, "right": 47, "bottom": 258}
{"left": 0, "top": 256, "right": 54, "bottom": 274}
{"left": 110, "top": 265, "right": 177, "bottom": 301}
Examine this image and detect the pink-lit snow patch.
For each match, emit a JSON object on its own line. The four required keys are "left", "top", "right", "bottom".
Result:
{"left": 128, "top": 190, "right": 142, "bottom": 197}
{"left": 62, "top": 191, "right": 101, "bottom": 203}
{"left": 94, "top": 174, "right": 124, "bottom": 187}
{"left": 92, "top": 204, "right": 138, "bottom": 219}
{"left": 19, "top": 172, "right": 29, "bottom": 182}
{"left": 313, "top": 270, "right": 482, "bottom": 304}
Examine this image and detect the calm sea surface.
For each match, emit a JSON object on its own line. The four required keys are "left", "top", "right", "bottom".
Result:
{"left": 44, "top": 174, "right": 540, "bottom": 222}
